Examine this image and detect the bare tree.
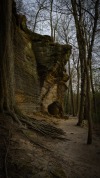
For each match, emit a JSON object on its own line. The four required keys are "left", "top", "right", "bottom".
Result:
{"left": 50, "top": 0, "right": 54, "bottom": 37}
{"left": 68, "top": 60, "right": 75, "bottom": 116}
{"left": 71, "top": 0, "right": 99, "bottom": 144}
{"left": 15, "top": 0, "right": 23, "bottom": 13}
{"left": 33, "top": 0, "right": 47, "bottom": 32}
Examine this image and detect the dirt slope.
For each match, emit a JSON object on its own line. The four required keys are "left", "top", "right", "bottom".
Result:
{"left": 0, "top": 113, "right": 100, "bottom": 178}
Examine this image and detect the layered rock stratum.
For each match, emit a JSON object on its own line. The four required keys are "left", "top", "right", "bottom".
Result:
{"left": 14, "top": 13, "right": 71, "bottom": 116}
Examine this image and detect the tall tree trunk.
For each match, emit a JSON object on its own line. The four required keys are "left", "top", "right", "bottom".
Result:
{"left": 71, "top": 0, "right": 93, "bottom": 144}
{"left": 90, "top": 63, "right": 97, "bottom": 118}
{"left": 0, "top": 0, "right": 14, "bottom": 112}
{"left": 67, "top": 86, "right": 70, "bottom": 114}
{"left": 50, "top": 0, "right": 54, "bottom": 38}
{"left": 76, "top": 57, "right": 80, "bottom": 115}
{"left": 71, "top": 0, "right": 86, "bottom": 125}
{"left": 84, "top": 59, "right": 92, "bottom": 144}
{"left": 33, "top": 9, "right": 40, "bottom": 32}
{"left": 78, "top": 57, "right": 86, "bottom": 125}
{"left": 88, "top": 0, "right": 99, "bottom": 120}
{"left": 68, "top": 60, "right": 75, "bottom": 116}
{"left": 86, "top": 71, "right": 92, "bottom": 144}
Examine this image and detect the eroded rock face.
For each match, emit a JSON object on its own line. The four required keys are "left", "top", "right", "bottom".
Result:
{"left": 48, "top": 101, "right": 63, "bottom": 116}
{"left": 14, "top": 13, "right": 71, "bottom": 116}
{"left": 14, "top": 28, "right": 40, "bottom": 115}
{"left": 32, "top": 34, "right": 71, "bottom": 113}
{"left": 13, "top": 1, "right": 27, "bottom": 31}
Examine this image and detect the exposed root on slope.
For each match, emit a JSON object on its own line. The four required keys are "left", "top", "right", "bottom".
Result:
{"left": 21, "top": 129, "right": 51, "bottom": 151}
{"left": 5, "top": 108, "right": 66, "bottom": 140}
{"left": 0, "top": 110, "right": 66, "bottom": 177}
{"left": 20, "top": 117, "right": 65, "bottom": 140}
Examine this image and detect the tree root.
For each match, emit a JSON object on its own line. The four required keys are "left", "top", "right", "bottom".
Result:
{"left": 16, "top": 107, "right": 66, "bottom": 139}
{"left": 5, "top": 108, "right": 66, "bottom": 140}
{"left": 20, "top": 117, "right": 66, "bottom": 140}
{"left": 21, "top": 130, "right": 51, "bottom": 152}
{"left": 3, "top": 129, "right": 11, "bottom": 178}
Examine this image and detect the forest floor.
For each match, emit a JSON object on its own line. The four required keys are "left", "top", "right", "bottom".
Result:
{"left": 0, "top": 113, "right": 100, "bottom": 178}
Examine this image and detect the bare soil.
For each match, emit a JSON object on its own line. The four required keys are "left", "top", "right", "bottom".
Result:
{"left": 0, "top": 113, "right": 100, "bottom": 178}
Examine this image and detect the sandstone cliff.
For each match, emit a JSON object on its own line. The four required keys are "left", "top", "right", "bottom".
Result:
{"left": 14, "top": 15, "right": 71, "bottom": 116}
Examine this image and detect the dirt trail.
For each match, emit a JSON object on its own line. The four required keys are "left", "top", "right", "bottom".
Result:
{"left": 27, "top": 114, "right": 100, "bottom": 177}
{"left": 0, "top": 114, "right": 100, "bottom": 178}
{"left": 49, "top": 118, "right": 100, "bottom": 177}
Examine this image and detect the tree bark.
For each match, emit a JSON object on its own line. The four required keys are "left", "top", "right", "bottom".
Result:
{"left": 0, "top": 0, "right": 15, "bottom": 112}
{"left": 50, "top": 0, "right": 54, "bottom": 38}
{"left": 86, "top": 64, "right": 92, "bottom": 144}
{"left": 71, "top": 0, "right": 86, "bottom": 125}
{"left": 68, "top": 60, "right": 75, "bottom": 116}
{"left": 90, "top": 63, "right": 97, "bottom": 117}
{"left": 71, "top": 0, "right": 93, "bottom": 144}
{"left": 76, "top": 57, "right": 80, "bottom": 115}
{"left": 87, "top": 0, "right": 99, "bottom": 120}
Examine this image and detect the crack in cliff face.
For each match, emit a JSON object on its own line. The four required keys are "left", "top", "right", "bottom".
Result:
{"left": 14, "top": 12, "right": 72, "bottom": 116}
